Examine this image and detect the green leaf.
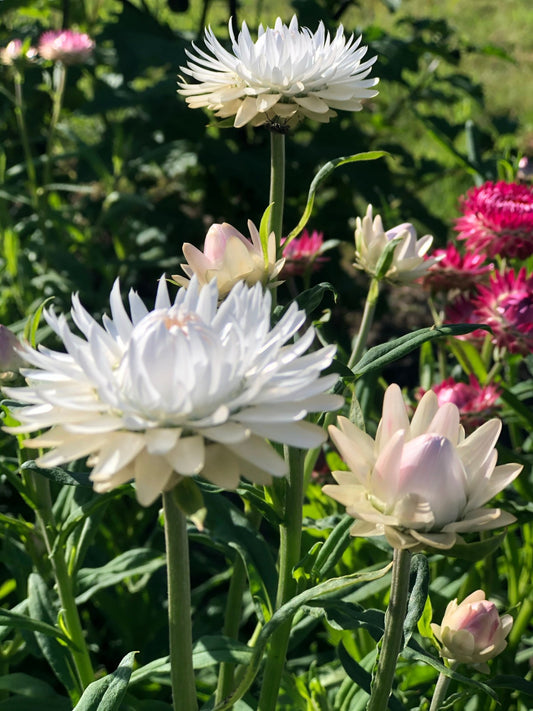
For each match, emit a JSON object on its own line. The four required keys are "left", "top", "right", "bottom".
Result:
{"left": 338, "top": 644, "right": 404, "bottom": 711}
{"left": 285, "top": 151, "right": 389, "bottom": 244}
{"left": 0, "top": 673, "right": 68, "bottom": 701}
{"left": 258, "top": 203, "right": 274, "bottom": 264}
{"left": 73, "top": 651, "right": 137, "bottom": 711}
{"left": 351, "top": 324, "right": 491, "bottom": 380}
{"left": 489, "top": 675, "right": 533, "bottom": 697}
{"left": 0, "top": 607, "right": 74, "bottom": 646}
{"left": 430, "top": 531, "right": 508, "bottom": 561}
{"left": 23, "top": 298, "right": 55, "bottom": 347}
{"left": 403, "top": 643, "right": 498, "bottom": 700}
{"left": 21, "top": 461, "right": 92, "bottom": 488}
{"left": 27, "top": 573, "right": 80, "bottom": 697}
{"left": 76, "top": 548, "right": 166, "bottom": 604}
{"left": 192, "top": 635, "right": 253, "bottom": 669}
{"left": 129, "top": 656, "right": 170, "bottom": 686}
{"left": 312, "top": 514, "right": 354, "bottom": 579}
{"left": 403, "top": 554, "right": 429, "bottom": 645}
{"left": 212, "top": 564, "right": 392, "bottom": 710}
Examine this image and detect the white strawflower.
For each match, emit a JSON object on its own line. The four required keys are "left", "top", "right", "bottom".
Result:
{"left": 323, "top": 384, "right": 521, "bottom": 551}
{"left": 354, "top": 204, "right": 438, "bottom": 283}
{"left": 5, "top": 278, "right": 342, "bottom": 506}
{"left": 178, "top": 16, "right": 379, "bottom": 129}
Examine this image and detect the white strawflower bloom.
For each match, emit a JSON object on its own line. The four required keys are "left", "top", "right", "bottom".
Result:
{"left": 354, "top": 204, "right": 438, "bottom": 283}
{"left": 323, "top": 384, "right": 521, "bottom": 551}
{"left": 5, "top": 278, "right": 342, "bottom": 506}
{"left": 178, "top": 16, "right": 379, "bottom": 129}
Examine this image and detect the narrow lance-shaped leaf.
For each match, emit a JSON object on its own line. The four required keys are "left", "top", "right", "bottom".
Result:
{"left": 72, "top": 651, "right": 137, "bottom": 711}
{"left": 285, "top": 151, "right": 389, "bottom": 246}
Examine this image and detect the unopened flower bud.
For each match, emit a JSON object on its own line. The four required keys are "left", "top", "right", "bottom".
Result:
{"left": 431, "top": 590, "right": 513, "bottom": 672}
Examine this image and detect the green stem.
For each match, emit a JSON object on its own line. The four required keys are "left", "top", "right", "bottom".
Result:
{"left": 257, "top": 446, "right": 305, "bottom": 711}
{"left": 268, "top": 130, "right": 286, "bottom": 257}
{"left": 25, "top": 470, "right": 94, "bottom": 691}
{"left": 163, "top": 490, "right": 198, "bottom": 711}
{"left": 44, "top": 62, "right": 67, "bottom": 188}
{"left": 215, "top": 504, "right": 262, "bottom": 706}
{"left": 366, "top": 548, "right": 412, "bottom": 711}
{"left": 428, "top": 665, "right": 456, "bottom": 711}
{"left": 13, "top": 70, "right": 39, "bottom": 208}
{"left": 508, "top": 594, "right": 533, "bottom": 651}
{"left": 348, "top": 278, "right": 380, "bottom": 371}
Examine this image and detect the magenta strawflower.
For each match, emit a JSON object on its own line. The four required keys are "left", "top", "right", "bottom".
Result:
{"left": 423, "top": 243, "right": 493, "bottom": 292}
{"left": 456, "top": 180, "right": 533, "bottom": 260}
{"left": 444, "top": 294, "right": 487, "bottom": 342}
{"left": 428, "top": 375, "right": 501, "bottom": 427}
{"left": 473, "top": 268, "right": 533, "bottom": 354}
{"left": 281, "top": 229, "right": 329, "bottom": 276}
{"left": 38, "top": 30, "right": 94, "bottom": 65}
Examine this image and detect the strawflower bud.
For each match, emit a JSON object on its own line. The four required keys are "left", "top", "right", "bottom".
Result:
{"left": 172, "top": 220, "right": 285, "bottom": 298}
{"left": 431, "top": 590, "right": 513, "bottom": 672}
{"left": 354, "top": 205, "right": 437, "bottom": 283}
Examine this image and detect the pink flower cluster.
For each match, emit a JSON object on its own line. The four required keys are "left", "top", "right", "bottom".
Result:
{"left": 1, "top": 30, "right": 95, "bottom": 67}
{"left": 423, "top": 243, "right": 493, "bottom": 292}
{"left": 456, "top": 180, "right": 533, "bottom": 260}
{"left": 430, "top": 375, "right": 501, "bottom": 427}
{"left": 281, "top": 229, "right": 329, "bottom": 277}
{"left": 38, "top": 30, "right": 94, "bottom": 64}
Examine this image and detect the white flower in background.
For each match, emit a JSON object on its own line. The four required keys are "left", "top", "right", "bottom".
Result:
{"left": 5, "top": 278, "right": 342, "bottom": 506}
{"left": 323, "top": 384, "right": 521, "bottom": 551}
{"left": 431, "top": 590, "right": 513, "bottom": 672}
{"left": 354, "top": 204, "right": 438, "bottom": 283}
{"left": 178, "top": 16, "right": 379, "bottom": 129}
{"left": 172, "top": 220, "right": 284, "bottom": 298}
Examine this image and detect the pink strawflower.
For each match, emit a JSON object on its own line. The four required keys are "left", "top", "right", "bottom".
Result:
{"left": 423, "top": 243, "right": 493, "bottom": 292}
{"left": 456, "top": 180, "right": 533, "bottom": 260}
{"left": 429, "top": 375, "right": 501, "bottom": 427}
{"left": 38, "top": 30, "right": 94, "bottom": 65}
{"left": 473, "top": 268, "right": 533, "bottom": 354}
{"left": 444, "top": 294, "right": 487, "bottom": 342}
{"left": 0, "top": 39, "right": 37, "bottom": 64}
{"left": 281, "top": 229, "right": 329, "bottom": 276}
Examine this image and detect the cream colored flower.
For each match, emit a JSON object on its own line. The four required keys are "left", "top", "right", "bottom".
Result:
{"left": 178, "top": 16, "right": 378, "bottom": 129}
{"left": 354, "top": 204, "right": 438, "bottom": 283}
{"left": 172, "top": 220, "right": 284, "bottom": 298}
{"left": 323, "top": 384, "right": 521, "bottom": 550}
{"left": 431, "top": 590, "right": 513, "bottom": 672}
{"left": 5, "top": 278, "right": 342, "bottom": 506}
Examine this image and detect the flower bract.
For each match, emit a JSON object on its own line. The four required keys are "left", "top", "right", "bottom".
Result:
{"left": 431, "top": 590, "right": 513, "bottom": 672}
{"left": 428, "top": 375, "right": 501, "bottom": 428}
{"left": 4, "top": 278, "right": 342, "bottom": 506}
{"left": 323, "top": 383, "right": 521, "bottom": 550}
{"left": 423, "top": 244, "right": 493, "bottom": 293}
{"left": 456, "top": 180, "right": 533, "bottom": 260}
{"left": 473, "top": 267, "right": 533, "bottom": 355}
{"left": 281, "top": 229, "right": 331, "bottom": 276}
{"left": 178, "top": 16, "right": 378, "bottom": 129}
{"left": 172, "top": 220, "right": 284, "bottom": 297}
{"left": 354, "top": 204, "right": 437, "bottom": 283}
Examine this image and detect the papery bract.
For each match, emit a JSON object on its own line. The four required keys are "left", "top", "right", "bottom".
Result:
{"left": 473, "top": 267, "right": 533, "bottom": 354}
{"left": 281, "top": 229, "right": 329, "bottom": 276}
{"left": 4, "top": 278, "right": 342, "bottom": 506}
{"left": 423, "top": 375, "right": 501, "bottom": 427}
{"left": 178, "top": 16, "right": 378, "bottom": 129}
{"left": 354, "top": 205, "right": 437, "bottom": 283}
{"left": 38, "top": 30, "right": 94, "bottom": 64}
{"left": 173, "top": 220, "right": 284, "bottom": 297}
{"left": 423, "top": 244, "right": 493, "bottom": 292}
{"left": 456, "top": 180, "right": 533, "bottom": 260}
{"left": 323, "top": 383, "right": 521, "bottom": 550}
{"left": 431, "top": 590, "right": 513, "bottom": 672}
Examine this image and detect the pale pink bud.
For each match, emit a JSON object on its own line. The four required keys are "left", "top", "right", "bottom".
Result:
{"left": 431, "top": 590, "right": 513, "bottom": 671}
{"left": 0, "top": 326, "right": 23, "bottom": 372}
